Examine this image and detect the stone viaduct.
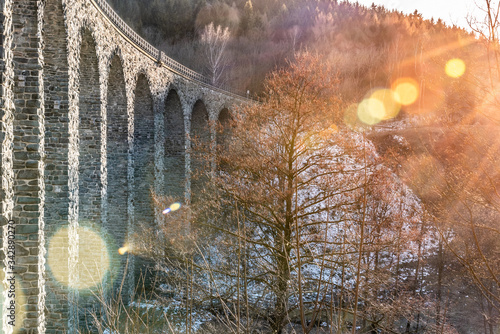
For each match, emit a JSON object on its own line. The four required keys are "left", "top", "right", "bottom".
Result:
{"left": 0, "top": 0, "right": 244, "bottom": 332}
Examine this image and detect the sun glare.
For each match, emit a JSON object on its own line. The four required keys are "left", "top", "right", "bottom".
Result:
{"left": 392, "top": 78, "right": 419, "bottom": 106}
{"left": 47, "top": 226, "right": 110, "bottom": 289}
{"left": 445, "top": 58, "right": 466, "bottom": 78}
{"left": 319, "top": 124, "right": 339, "bottom": 139}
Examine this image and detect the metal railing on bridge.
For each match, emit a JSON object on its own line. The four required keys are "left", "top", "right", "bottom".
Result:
{"left": 91, "top": 0, "right": 251, "bottom": 100}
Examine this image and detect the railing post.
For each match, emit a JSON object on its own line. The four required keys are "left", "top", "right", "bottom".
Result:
{"left": 157, "top": 50, "right": 163, "bottom": 66}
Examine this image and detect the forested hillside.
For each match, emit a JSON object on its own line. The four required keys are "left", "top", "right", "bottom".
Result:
{"left": 101, "top": 1, "right": 500, "bottom": 333}
{"left": 107, "top": 0, "right": 480, "bottom": 104}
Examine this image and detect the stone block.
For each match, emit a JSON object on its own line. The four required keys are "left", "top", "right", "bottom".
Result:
{"left": 17, "top": 170, "right": 38, "bottom": 179}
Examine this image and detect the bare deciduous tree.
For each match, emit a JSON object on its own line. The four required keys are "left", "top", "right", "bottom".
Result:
{"left": 200, "top": 22, "right": 231, "bottom": 86}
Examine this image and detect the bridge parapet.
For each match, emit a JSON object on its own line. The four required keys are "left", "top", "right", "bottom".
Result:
{"left": 91, "top": 0, "right": 249, "bottom": 99}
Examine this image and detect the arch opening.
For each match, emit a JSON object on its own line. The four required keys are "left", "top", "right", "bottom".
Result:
{"left": 164, "top": 89, "right": 185, "bottom": 202}
{"left": 106, "top": 54, "right": 128, "bottom": 294}
{"left": 78, "top": 29, "right": 102, "bottom": 227}
{"left": 133, "top": 73, "right": 155, "bottom": 226}
{"left": 216, "top": 108, "right": 232, "bottom": 170}
{"left": 133, "top": 73, "right": 155, "bottom": 290}
{"left": 190, "top": 100, "right": 209, "bottom": 202}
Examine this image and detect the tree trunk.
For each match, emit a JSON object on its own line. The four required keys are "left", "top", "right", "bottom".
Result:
{"left": 272, "top": 248, "right": 290, "bottom": 334}
{"left": 436, "top": 239, "right": 444, "bottom": 331}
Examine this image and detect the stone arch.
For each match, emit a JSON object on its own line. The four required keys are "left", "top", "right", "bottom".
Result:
{"left": 170, "top": 81, "right": 189, "bottom": 111}
{"left": 42, "top": 0, "right": 71, "bottom": 331}
{"left": 104, "top": 46, "right": 125, "bottom": 72}
{"left": 106, "top": 52, "right": 128, "bottom": 291}
{"left": 190, "top": 99, "right": 210, "bottom": 201}
{"left": 78, "top": 28, "right": 102, "bottom": 227}
{"left": 164, "top": 88, "right": 185, "bottom": 201}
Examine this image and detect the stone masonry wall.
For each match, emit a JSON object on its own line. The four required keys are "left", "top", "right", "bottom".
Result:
{"left": 0, "top": 0, "right": 5, "bottom": 226}
{"left": 1, "top": 0, "right": 15, "bottom": 331}
{"left": 0, "top": 1, "right": 6, "bottom": 297}
{"left": 10, "top": 0, "right": 42, "bottom": 332}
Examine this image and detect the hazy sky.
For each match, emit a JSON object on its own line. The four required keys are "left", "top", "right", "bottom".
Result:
{"left": 349, "top": 0, "right": 484, "bottom": 31}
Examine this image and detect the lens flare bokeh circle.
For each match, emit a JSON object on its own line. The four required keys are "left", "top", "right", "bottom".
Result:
{"left": 370, "top": 88, "right": 401, "bottom": 120}
{"left": 118, "top": 244, "right": 130, "bottom": 255}
{"left": 392, "top": 78, "right": 419, "bottom": 106}
{"left": 47, "top": 226, "right": 110, "bottom": 289}
{"left": 445, "top": 58, "right": 466, "bottom": 78}
{"left": 357, "top": 98, "right": 385, "bottom": 125}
